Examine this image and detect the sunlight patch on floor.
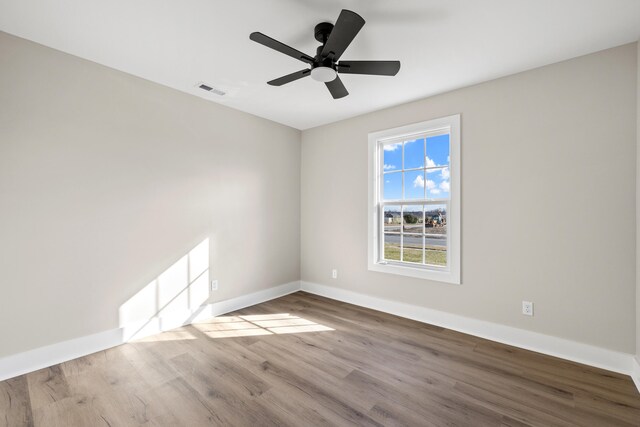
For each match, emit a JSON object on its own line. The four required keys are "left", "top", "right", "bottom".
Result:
{"left": 193, "top": 313, "right": 334, "bottom": 338}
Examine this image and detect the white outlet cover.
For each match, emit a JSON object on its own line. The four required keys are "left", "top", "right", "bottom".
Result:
{"left": 522, "top": 301, "right": 533, "bottom": 316}
{"left": 332, "top": 269, "right": 338, "bottom": 279}
{"left": 211, "top": 280, "right": 218, "bottom": 291}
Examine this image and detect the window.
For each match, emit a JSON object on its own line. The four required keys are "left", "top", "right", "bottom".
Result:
{"left": 368, "top": 115, "right": 460, "bottom": 284}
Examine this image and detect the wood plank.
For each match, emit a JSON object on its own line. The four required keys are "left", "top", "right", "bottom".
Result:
{"left": 25, "top": 366, "right": 71, "bottom": 411}
{"left": 0, "top": 376, "right": 33, "bottom": 427}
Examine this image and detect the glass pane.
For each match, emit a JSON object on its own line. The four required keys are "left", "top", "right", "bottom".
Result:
{"left": 426, "top": 134, "right": 450, "bottom": 168}
{"left": 404, "top": 170, "right": 425, "bottom": 199}
{"left": 383, "top": 142, "right": 402, "bottom": 172}
{"left": 425, "top": 204, "right": 447, "bottom": 266}
{"left": 426, "top": 167, "right": 450, "bottom": 199}
{"left": 403, "top": 138, "right": 424, "bottom": 169}
{"left": 426, "top": 250, "right": 446, "bottom": 266}
{"left": 384, "top": 233, "right": 401, "bottom": 261}
{"left": 402, "top": 234, "right": 423, "bottom": 264}
{"left": 383, "top": 172, "right": 402, "bottom": 200}
{"left": 402, "top": 205, "right": 423, "bottom": 234}
{"left": 383, "top": 205, "right": 401, "bottom": 233}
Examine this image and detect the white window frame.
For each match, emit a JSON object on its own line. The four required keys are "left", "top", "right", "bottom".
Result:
{"left": 367, "top": 114, "right": 461, "bottom": 284}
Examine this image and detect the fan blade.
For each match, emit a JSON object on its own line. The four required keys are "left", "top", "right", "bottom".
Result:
{"left": 250, "top": 32, "right": 314, "bottom": 64}
{"left": 267, "top": 69, "right": 311, "bottom": 86}
{"left": 325, "top": 76, "right": 349, "bottom": 99}
{"left": 320, "top": 10, "right": 365, "bottom": 60}
{"left": 337, "top": 60, "right": 401, "bottom": 76}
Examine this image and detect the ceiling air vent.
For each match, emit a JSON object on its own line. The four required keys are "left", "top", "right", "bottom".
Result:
{"left": 197, "top": 83, "right": 225, "bottom": 96}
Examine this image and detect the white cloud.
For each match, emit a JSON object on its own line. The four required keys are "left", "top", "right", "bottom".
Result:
{"left": 413, "top": 175, "right": 435, "bottom": 189}
{"left": 383, "top": 164, "right": 396, "bottom": 171}
{"left": 425, "top": 156, "right": 436, "bottom": 168}
{"left": 384, "top": 143, "right": 401, "bottom": 152}
{"left": 431, "top": 189, "right": 441, "bottom": 195}
{"left": 440, "top": 180, "right": 450, "bottom": 192}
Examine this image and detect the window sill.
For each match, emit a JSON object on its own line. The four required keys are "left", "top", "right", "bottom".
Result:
{"left": 368, "top": 261, "right": 460, "bottom": 284}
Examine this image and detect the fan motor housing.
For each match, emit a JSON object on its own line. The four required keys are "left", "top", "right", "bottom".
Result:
{"left": 313, "top": 23, "right": 338, "bottom": 70}
{"left": 314, "top": 46, "right": 336, "bottom": 69}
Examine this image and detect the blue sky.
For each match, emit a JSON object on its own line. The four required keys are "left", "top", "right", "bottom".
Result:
{"left": 383, "top": 134, "right": 450, "bottom": 200}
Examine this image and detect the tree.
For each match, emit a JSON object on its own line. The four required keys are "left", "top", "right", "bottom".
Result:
{"left": 403, "top": 213, "right": 418, "bottom": 224}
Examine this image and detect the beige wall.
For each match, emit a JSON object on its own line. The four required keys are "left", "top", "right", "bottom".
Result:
{"left": 0, "top": 32, "right": 301, "bottom": 358}
{"left": 302, "top": 43, "right": 638, "bottom": 353}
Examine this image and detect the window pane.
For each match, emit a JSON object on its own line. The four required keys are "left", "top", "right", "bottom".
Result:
{"left": 426, "top": 250, "right": 446, "bottom": 266}
{"left": 402, "top": 205, "right": 423, "bottom": 234}
{"left": 426, "top": 134, "right": 449, "bottom": 168}
{"left": 425, "top": 204, "right": 447, "bottom": 266}
{"left": 383, "top": 205, "right": 401, "bottom": 233}
{"left": 383, "top": 172, "right": 402, "bottom": 200}
{"left": 404, "top": 170, "right": 425, "bottom": 199}
{"left": 403, "top": 138, "right": 424, "bottom": 169}
{"left": 384, "top": 233, "right": 401, "bottom": 261}
{"left": 383, "top": 142, "right": 402, "bottom": 172}
{"left": 402, "top": 234, "right": 423, "bottom": 264}
{"left": 426, "top": 167, "right": 450, "bottom": 199}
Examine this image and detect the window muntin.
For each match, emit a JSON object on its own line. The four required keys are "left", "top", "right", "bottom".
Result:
{"left": 369, "top": 115, "right": 460, "bottom": 284}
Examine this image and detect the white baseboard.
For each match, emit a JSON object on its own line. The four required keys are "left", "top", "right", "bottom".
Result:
{"left": 196, "top": 280, "right": 301, "bottom": 320}
{"left": 121, "top": 280, "right": 301, "bottom": 341}
{"left": 300, "top": 281, "right": 636, "bottom": 379}
{"left": 632, "top": 357, "right": 640, "bottom": 393}
{"left": 0, "top": 328, "right": 124, "bottom": 383}
{"left": 0, "top": 281, "right": 300, "bottom": 382}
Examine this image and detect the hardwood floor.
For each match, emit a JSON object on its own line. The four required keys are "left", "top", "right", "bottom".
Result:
{"left": 1, "top": 291, "right": 639, "bottom": 426}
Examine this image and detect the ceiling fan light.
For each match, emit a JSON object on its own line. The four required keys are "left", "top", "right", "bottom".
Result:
{"left": 311, "top": 66, "right": 337, "bottom": 82}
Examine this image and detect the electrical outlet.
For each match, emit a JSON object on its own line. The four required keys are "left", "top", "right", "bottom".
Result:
{"left": 522, "top": 301, "right": 533, "bottom": 316}
{"left": 211, "top": 280, "right": 218, "bottom": 291}
{"left": 332, "top": 269, "right": 338, "bottom": 279}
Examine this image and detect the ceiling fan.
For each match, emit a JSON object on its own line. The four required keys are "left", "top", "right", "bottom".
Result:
{"left": 249, "top": 9, "right": 401, "bottom": 99}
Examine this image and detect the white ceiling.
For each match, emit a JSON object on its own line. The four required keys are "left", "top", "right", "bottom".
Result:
{"left": 1, "top": 0, "right": 639, "bottom": 130}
